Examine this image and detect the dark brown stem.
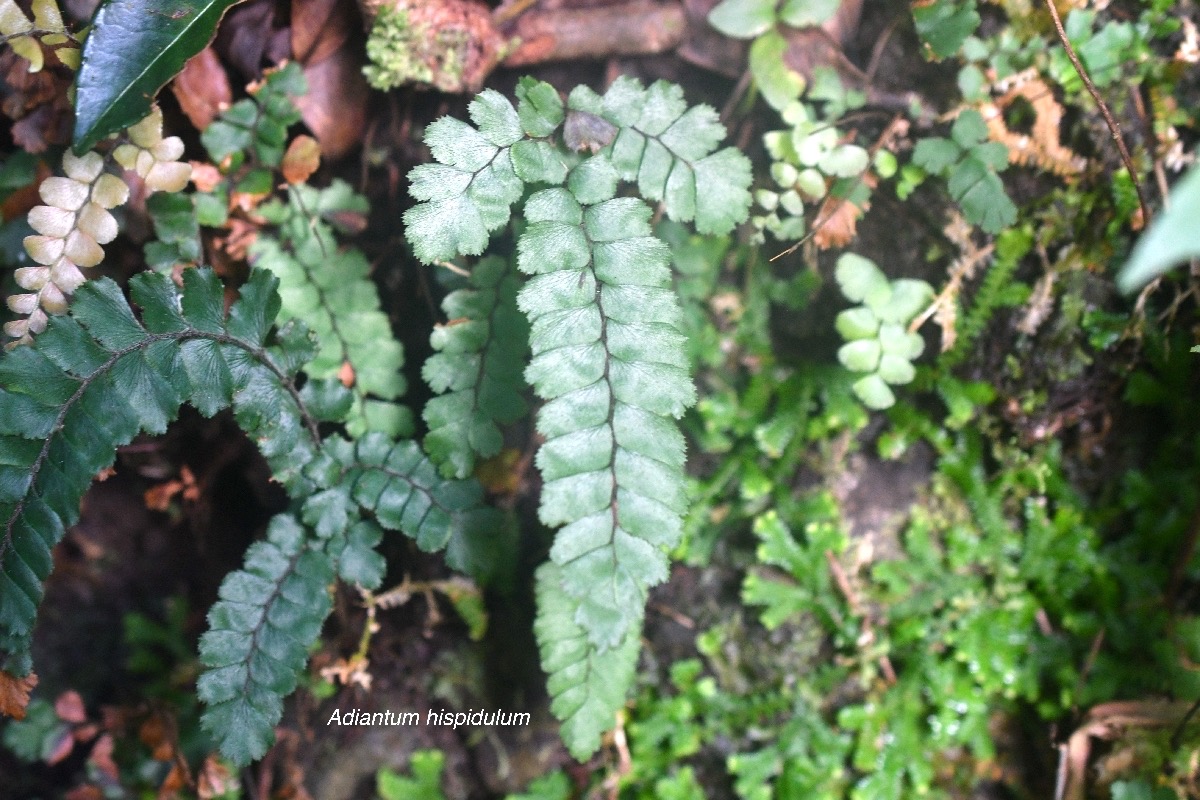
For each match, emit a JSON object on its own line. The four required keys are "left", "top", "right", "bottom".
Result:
{"left": 1042, "top": 0, "right": 1151, "bottom": 225}
{"left": 720, "top": 69, "right": 753, "bottom": 128}
{"left": 865, "top": 14, "right": 902, "bottom": 86}
{"left": 1166, "top": 502, "right": 1200, "bottom": 615}
{"left": 500, "top": 0, "right": 685, "bottom": 67}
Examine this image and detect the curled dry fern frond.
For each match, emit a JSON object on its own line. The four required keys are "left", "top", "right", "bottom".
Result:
{"left": 5, "top": 107, "right": 190, "bottom": 346}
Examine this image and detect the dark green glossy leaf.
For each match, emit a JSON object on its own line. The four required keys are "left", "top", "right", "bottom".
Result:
{"left": 74, "top": 0, "right": 246, "bottom": 152}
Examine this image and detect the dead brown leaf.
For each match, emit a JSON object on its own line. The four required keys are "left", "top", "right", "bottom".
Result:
{"left": 189, "top": 162, "right": 223, "bottom": 193}
{"left": 180, "top": 466, "right": 200, "bottom": 501}
{"left": 144, "top": 466, "right": 200, "bottom": 512}
{"left": 214, "top": 0, "right": 280, "bottom": 83}
{"left": 319, "top": 656, "right": 373, "bottom": 690}
{"left": 216, "top": 217, "right": 261, "bottom": 262}
{"left": 296, "top": 46, "right": 368, "bottom": 160}
{"left": 172, "top": 47, "right": 232, "bottom": 131}
{"left": 198, "top": 754, "right": 238, "bottom": 799}
{"left": 158, "top": 761, "right": 191, "bottom": 800}
{"left": 0, "top": 49, "right": 73, "bottom": 149}
{"left": 72, "top": 722, "right": 100, "bottom": 741}
{"left": 812, "top": 195, "right": 869, "bottom": 250}
{"left": 0, "top": 157, "right": 49, "bottom": 223}
{"left": 231, "top": 183, "right": 273, "bottom": 214}
{"left": 144, "top": 480, "right": 182, "bottom": 512}
{"left": 326, "top": 208, "right": 369, "bottom": 235}
{"left": 89, "top": 734, "right": 119, "bottom": 781}
{"left": 677, "top": 0, "right": 747, "bottom": 77}
{"left": 9, "top": 115, "right": 46, "bottom": 153}
{"left": 1059, "top": 700, "right": 1192, "bottom": 800}
{"left": 981, "top": 70, "right": 1086, "bottom": 177}
{"left": 11, "top": 104, "right": 69, "bottom": 153}
{"left": 476, "top": 449, "right": 522, "bottom": 495}
{"left": 47, "top": 728, "right": 76, "bottom": 764}
{"left": 100, "top": 704, "right": 133, "bottom": 732}
{"left": 292, "top": 0, "right": 355, "bottom": 65}
{"left": 139, "top": 715, "right": 176, "bottom": 761}
{"left": 282, "top": 135, "right": 322, "bottom": 185}
{"left": 0, "top": 670, "right": 37, "bottom": 719}
{"left": 272, "top": 728, "right": 315, "bottom": 800}
{"left": 55, "top": 689, "right": 87, "bottom": 723}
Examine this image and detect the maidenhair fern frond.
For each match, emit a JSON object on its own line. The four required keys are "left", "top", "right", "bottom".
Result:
{"left": 0, "top": 265, "right": 494, "bottom": 765}
{"left": 423, "top": 256, "right": 529, "bottom": 479}
{"left": 0, "top": 269, "right": 313, "bottom": 674}
{"left": 518, "top": 185, "right": 693, "bottom": 653}
{"left": 254, "top": 180, "right": 411, "bottom": 438}
{"left": 403, "top": 75, "right": 750, "bottom": 760}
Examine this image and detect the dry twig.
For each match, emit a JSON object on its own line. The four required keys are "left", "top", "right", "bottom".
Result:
{"left": 1041, "top": 0, "right": 1151, "bottom": 225}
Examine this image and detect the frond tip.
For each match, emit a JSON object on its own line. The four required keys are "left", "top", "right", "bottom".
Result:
{"left": 198, "top": 514, "right": 334, "bottom": 764}
{"left": 534, "top": 562, "right": 641, "bottom": 760}
{"left": 571, "top": 76, "right": 753, "bottom": 236}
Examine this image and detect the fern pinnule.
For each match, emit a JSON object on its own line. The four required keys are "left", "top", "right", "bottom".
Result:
{"left": 113, "top": 107, "right": 193, "bottom": 193}
{"left": 404, "top": 90, "right": 536, "bottom": 264}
